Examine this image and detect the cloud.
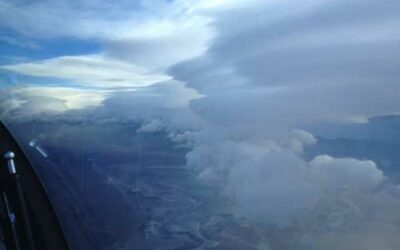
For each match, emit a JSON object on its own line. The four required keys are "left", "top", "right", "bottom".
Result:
{"left": 186, "top": 128, "right": 386, "bottom": 224}
{"left": 170, "top": 0, "right": 400, "bottom": 247}
{"left": 168, "top": 0, "right": 400, "bottom": 132}
{"left": 0, "top": 0, "right": 143, "bottom": 39}
{"left": 185, "top": 128, "right": 399, "bottom": 249}
{"left": 137, "top": 119, "right": 164, "bottom": 133}
{"left": 0, "top": 0, "right": 185, "bottom": 39}
{"left": 0, "top": 86, "right": 107, "bottom": 119}
{"left": 104, "top": 20, "right": 214, "bottom": 70}
{"left": 0, "top": 0, "right": 216, "bottom": 71}
{"left": 0, "top": 80, "right": 203, "bottom": 132}
{"left": 0, "top": 54, "right": 170, "bottom": 88}
{"left": 167, "top": 130, "right": 197, "bottom": 147}
{"left": 98, "top": 81, "right": 204, "bottom": 131}
{"left": 187, "top": 137, "right": 319, "bottom": 226}
{"left": 286, "top": 129, "right": 317, "bottom": 154}
{"left": 0, "top": 0, "right": 219, "bottom": 94}
{"left": 310, "top": 155, "right": 384, "bottom": 193}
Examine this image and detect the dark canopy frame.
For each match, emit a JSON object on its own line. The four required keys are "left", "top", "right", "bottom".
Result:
{"left": 0, "top": 121, "right": 69, "bottom": 250}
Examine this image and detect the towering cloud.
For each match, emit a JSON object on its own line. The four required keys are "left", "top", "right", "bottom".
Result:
{"left": 169, "top": 0, "right": 400, "bottom": 248}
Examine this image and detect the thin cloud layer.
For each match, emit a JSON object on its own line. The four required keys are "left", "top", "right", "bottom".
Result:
{"left": 1, "top": 55, "right": 170, "bottom": 88}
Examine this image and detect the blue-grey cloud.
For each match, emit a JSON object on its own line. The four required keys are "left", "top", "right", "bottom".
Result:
{"left": 169, "top": 1, "right": 400, "bottom": 248}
